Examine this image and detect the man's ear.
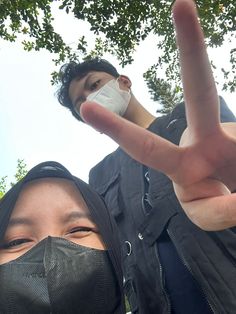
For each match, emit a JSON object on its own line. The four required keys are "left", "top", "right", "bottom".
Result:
{"left": 118, "top": 75, "right": 132, "bottom": 88}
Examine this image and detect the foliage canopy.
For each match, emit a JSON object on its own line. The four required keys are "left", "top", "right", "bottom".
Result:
{"left": 0, "top": 159, "right": 27, "bottom": 199}
{"left": 0, "top": 0, "right": 235, "bottom": 112}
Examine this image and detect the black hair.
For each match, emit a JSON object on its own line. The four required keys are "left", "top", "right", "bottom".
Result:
{"left": 57, "top": 58, "right": 120, "bottom": 122}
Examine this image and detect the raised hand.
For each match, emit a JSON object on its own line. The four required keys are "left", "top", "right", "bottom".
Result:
{"left": 80, "top": 0, "right": 236, "bottom": 231}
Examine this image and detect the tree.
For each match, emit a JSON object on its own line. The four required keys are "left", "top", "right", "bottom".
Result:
{"left": 0, "top": 0, "right": 235, "bottom": 113}
{"left": 0, "top": 159, "right": 27, "bottom": 199}
{"left": 0, "top": 176, "right": 7, "bottom": 199}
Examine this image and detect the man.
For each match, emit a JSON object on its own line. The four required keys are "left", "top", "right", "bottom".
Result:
{"left": 57, "top": 0, "right": 236, "bottom": 312}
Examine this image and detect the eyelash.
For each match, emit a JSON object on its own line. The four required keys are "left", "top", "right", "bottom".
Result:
{"left": 1, "top": 238, "right": 31, "bottom": 249}
{"left": 0, "top": 226, "right": 98, "bottom": 249}
{"left": 90, "top": 80, "right": 100, "bottom": 91}
{"left": 68, "top": 226, "right": 95, "bottom": 234}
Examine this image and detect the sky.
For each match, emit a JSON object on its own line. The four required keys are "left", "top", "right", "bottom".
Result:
{"left": 0, "top": 5, "right": 235, "bottom": 186}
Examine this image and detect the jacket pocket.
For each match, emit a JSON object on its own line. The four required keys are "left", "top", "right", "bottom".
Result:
{"left": 95, "top": 172, "right": 122, "bottom": 218}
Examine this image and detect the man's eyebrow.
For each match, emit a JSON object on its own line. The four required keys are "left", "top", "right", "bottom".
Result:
{"left": 62, "top": 210, "right": 92, "bottom": 224}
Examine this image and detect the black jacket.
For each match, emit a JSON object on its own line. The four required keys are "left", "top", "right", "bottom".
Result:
{"left": 89, "top": 99, "right": 236, "bottom": 314}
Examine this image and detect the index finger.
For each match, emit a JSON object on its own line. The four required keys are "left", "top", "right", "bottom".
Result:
{"left": 81, "top": 101, "right": 181, "bottom": 177}
{"left": 173, "top": 0, "right": 220, "bottom": 136}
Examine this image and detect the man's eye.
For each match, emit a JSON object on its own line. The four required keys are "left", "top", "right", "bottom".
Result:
{"left": 90, "top": 80, "right": 100, "bottom": 91}
{"left": 1, "top": 238, "right": 31, "bottom": 249}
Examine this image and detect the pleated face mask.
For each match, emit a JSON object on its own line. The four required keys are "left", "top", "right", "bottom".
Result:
{"left": 0, "top": 236, "right": 120, "bottom": 314}
{"left": 86, "top": 79, "right": 131, "bottom": 117}
{"left": 0, "top": 161, "right": 125, "bottom": 314}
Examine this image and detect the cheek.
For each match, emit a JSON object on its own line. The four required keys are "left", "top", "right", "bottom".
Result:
{"left": 0, "top": 253, "right": 9, "bottom": 265}
{"left": 0, "top": 251, "right": 23, "bottom": 265}
{"left": 68, "top": 82, "right": 77, "bottom": 102}
{"left": 0, "top": 244, "right": 36, "bottom": 265}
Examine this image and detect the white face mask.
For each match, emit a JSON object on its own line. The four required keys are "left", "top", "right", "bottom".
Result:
{"left": 86, "top": 79, "right": 131, "bottom": 116}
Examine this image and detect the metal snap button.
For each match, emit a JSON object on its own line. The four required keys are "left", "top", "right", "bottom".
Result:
{"left": 138, "top": 233, "right": 144, "bottom": 240}
{"left": 125, "top": 241, "right": 132, "bottom": 256}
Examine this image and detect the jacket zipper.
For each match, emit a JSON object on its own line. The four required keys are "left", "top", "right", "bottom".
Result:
{"left": 154, "top": 243, "right": 171, "bottom": 314}
{"left": 167, "top": 228, "right": 216, "bottom": 314}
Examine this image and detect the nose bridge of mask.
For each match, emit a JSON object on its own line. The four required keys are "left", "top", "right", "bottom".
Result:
{"left": 44, "top": 237, "right": 120, "bottom": 314}
{"left": 87, "top": 78, "right": 115, "bottom": 102}
{"left": 86, "top": 78, "right": 131, "bottom": 117}
{"left": 44, "top": 236, "right": 94, "bottom": 271}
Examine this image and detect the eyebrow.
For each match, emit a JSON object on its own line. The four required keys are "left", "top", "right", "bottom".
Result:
{"left": 61, "top": 210, "right": 92, "bottom": 224}
{"left": 7, "top": 217, "right": 33, "bottom": 228}
{"left": 7, "top": 211, "right": 92, "bottom": 229}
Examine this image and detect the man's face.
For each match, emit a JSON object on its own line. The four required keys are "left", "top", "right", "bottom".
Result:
{"left": 69, "top": 71, "right": 115, "bottom": 117}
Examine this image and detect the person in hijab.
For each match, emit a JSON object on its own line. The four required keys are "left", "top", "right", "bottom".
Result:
{"left": 0, "top": 161, "right": 125, "bottom": 314}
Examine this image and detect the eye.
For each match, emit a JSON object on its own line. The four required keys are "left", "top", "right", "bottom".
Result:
{"left": 68, "top": 226, "right": 95, "bottom": 234}
{"left": 0, "top": 238, "right": 32, "bottom": 249}
{"left": 90, "top": 80, "right": 101, "bottom": 91}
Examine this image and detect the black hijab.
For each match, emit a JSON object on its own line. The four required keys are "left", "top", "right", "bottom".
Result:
{"left": 0, "top": 161, "right": 125, "bottom": 313}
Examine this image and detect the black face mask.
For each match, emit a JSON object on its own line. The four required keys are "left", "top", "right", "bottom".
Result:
{"left": 0, "top": 237, "right": 120, "bottom": 314}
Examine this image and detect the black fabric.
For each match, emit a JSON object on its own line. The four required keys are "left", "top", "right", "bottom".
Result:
{"left": 0, "top": 161, "right": 125, "bottom": 314}
{"left": 157, "top": 231, "right": 213, "bottom": 314}
{"left": 89, "top": 98, "right": 236, "bottom": 313}
{"left": 0, "top": 237, "right": 120, "bottom": 314}
{"left": 143, "top": 166, "right": 212, "bottom": 314}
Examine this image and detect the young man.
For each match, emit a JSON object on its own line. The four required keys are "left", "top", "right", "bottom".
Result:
{"left": 57, "top": 0, "right": 236, "bottom": 312}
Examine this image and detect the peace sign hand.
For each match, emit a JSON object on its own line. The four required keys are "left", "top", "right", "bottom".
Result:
{"left": 81, "top": 0, "right": 236, "bottom": 231}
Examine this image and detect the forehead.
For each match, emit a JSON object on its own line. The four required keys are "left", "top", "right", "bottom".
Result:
{"left": 11, "top": 178, "right": 89, "bottom": 216}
